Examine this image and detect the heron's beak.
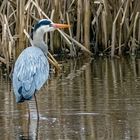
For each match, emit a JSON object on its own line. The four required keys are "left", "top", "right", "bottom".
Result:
{"left": 51, "top": 23, "right": 70, "bottom": 29}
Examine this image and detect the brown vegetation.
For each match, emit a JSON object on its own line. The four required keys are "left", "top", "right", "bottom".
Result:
{"left": 0, "top": 0, "right": 140, "bottom": 69}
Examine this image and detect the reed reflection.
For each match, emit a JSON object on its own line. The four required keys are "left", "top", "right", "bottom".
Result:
{"left": 1, "top": 57, "right": 140, "bottom": 139}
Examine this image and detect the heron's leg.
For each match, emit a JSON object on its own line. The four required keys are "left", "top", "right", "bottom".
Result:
{"left": 27, "top": 99, "right": 39, "bottom": 139}
{"left": 27, "top": 102, "right": 30, "bottom": 120}
{"left": 27, "top": 102, "right": 30, "bottom": 139}
{"left": 34, "top": 94, "right": 39, "bottom": 120}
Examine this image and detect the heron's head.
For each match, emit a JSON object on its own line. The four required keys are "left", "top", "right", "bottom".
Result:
{"left": 33, "top": 19, "right": 70, "bottom": 33}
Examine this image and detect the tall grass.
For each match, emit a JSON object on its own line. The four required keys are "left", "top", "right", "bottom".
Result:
{"left": 0, "top": 0, "right": 140, "bottom": 69}
{"left": 0, "top": 0, "right": 92, "bottom": 70}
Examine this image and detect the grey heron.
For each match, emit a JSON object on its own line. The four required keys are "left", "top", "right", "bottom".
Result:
{"left": 12, "top": 19, "right": 70, "bottom": 119}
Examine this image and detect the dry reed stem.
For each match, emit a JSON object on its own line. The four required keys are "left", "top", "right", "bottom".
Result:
{"left": 24, "top": 0, "right": 31, "bottom": 11}
{"left": 138, "top": 19, "right": 140, "bottom": 43}
{"left": 50, "top": 9, "right": 55, "bottom": 20}
{"left": 92, "top": 4, "right": 103, "bottom": 25}
{"left": 23, "top": 29, "right": 33, "bottom": 45}
{"left": 111, "top": 23, "right": 116, "bottom": 57}
{"left": 57, "top": 29, "right": 72, "bottom": 46}
{"left": 66, "top": 12, "right": 76, "bottom": 56}
{"left": 63, "top": 32, "right": 93, "bottom": 56}
{"left": 102, "top": 0, "right": 108, "bottom": 14}
{"left": 4, "top": 15, "right": 13, "bottom": 42}
{"left": 131, "top": 12, "right": 139, "bottom": 54}
{"left": 111, "top": 0, "right": 126, "bottom": 57}
{"left": 84, "top": 0, "right": 90, "bottom": 49}
{"left": 0, "top": 57, "right": 6, "bottom": 64}
{"left": 119, "top": 24, "right": 122, "bottom": 56}
{"left": 8, "top": 5, "right": 16, "bottom": 21}
{"left": 50, "top": 9, "right": 55, "bottom": 53}
{"left": 76, "top": 0, "right": 82, "bottom": 42}
{"left": 68, "top": 0, "right": 76, "bottom": 10}
{"left": 47, "top": 57, "right": 60, "bottom": 72}
{"left": 3, "top": 15, "right": 13, "bottom": 60}
{"left": 102, "top": 10, "right": 107, "bottom": 48}
{"left": 124, "top": 0, "right": 140, "bottom": 47}
{"left": 31, "top": 0, "right": 49, "bottom": 19}
{"left": 2, "top": 23, "right": 7, "bottom": 59}
{"left": 0, "top": 0, "right": 7, "bottom": 13}
{"left": 48, "top": 52, "right": 61, "bottom": 71}
{"left": 118, "top": 0, "right": 130, "bottom": 55}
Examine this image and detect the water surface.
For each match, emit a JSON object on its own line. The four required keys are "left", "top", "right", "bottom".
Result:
{"left": 0, "top": 57, "right": 140, "bottom": 140}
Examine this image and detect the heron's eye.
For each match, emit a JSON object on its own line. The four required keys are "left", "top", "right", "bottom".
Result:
{"left": 49, "top": 24, "right": 53, "bottom": 27}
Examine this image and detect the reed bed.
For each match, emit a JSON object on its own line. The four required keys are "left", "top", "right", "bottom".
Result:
{"left": 0, "top": 0, "right": 140, "bottom": 70}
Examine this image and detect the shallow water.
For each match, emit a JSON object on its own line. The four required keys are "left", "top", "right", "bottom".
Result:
{"left": 1, "top": 57, "right": 140, "bottom": 140}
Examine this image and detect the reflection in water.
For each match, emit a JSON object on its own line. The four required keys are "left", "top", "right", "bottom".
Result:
{"left": 1, "top": 57, "right": 140, "bottom": 139}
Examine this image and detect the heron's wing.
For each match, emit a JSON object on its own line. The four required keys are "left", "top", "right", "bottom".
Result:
{"left": 34, "top": 53, "right": 49, "bottom": 90}
{"left": 13, "top": 47, "right": 49, "bottom": 102}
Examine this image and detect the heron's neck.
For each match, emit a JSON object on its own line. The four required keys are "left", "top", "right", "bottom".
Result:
{"left": 32, "top": 30, "right": 48, "bottom": 56}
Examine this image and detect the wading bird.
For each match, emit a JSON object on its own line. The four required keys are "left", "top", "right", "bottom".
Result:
{"left": 12, "top": 19, "right": 70, "bottom": 119}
